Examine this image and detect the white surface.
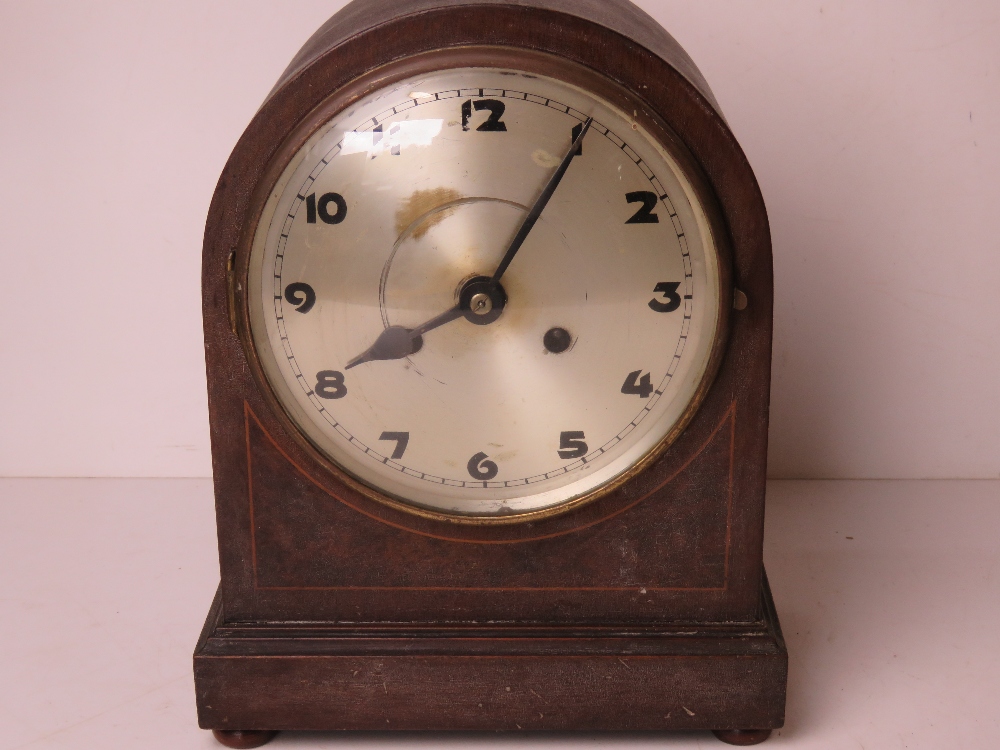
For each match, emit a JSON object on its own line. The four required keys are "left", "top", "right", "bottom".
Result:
{"left": 1, "top": 478, "right": 997, "bottom": 749}
{"left": 1, "top": 2, "right": 998, "bottom": 480}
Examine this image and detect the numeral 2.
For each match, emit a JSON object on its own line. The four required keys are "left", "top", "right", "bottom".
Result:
{"left": 558, "top": 431, "right": 588, "bottom": 459}
{"left": 284, "top": 282, "right": 316, "bottom": 314}
{"left": 306, "top": 193, "right": 347, "bottom": 224}
{"left": 461, "top": 99, "right": 507, "bottom": 132}
{"left": 625, "top": 191, "right": 659, "bottom": 224}
{"left": 621, "top": 371, "right": 654, "bottom": 398}
{"left": 648, "top": 282, "right": 682, "bottom": 313}
{"left": 315, "top": 371, "right": 347, "bottom": 399}
{"left": 467, "top": 452, "right": 499, "bottom": 481}
{"left": 379, "top": 431, "right": 409, "bottom": 460}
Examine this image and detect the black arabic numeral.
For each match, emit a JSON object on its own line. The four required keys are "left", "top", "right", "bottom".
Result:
{"left": 558, "top": 431, "right": 588, "bottom": 460}
{"left": 648, "top": 282, "right": 682, "bottom": 313}
{"left": 372, "top": 124, "right": 401, "bottom": 156}
{"left": 315, "top": 370, "right": 347, "bottom": 399}
{"left": 388, "top": 123, "right": 401, "bottom": 155}
{"left": 467, "top": 452, "right": 499, "bottom": 481}
{"left": 461, "top": 99, "right": 507, "bottom": 132}
{"left": 571, "top": 122, "right": 584, "bottom": 155}
{"left": 625, "top": 191, "right": 660, "bottom": 224}
{"left": 379, "top": 431, "right": 410, "bottom": 460}
{"left": 305, "top": 192, "right": 348, "bottom": 225}
{"left": 284, "top": 282, "right": 316, "bottom": 314}
{"left": 621, "top": 370, "right": 654, "bottom": 399}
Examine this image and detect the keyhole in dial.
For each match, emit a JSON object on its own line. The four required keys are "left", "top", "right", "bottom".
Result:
{"left": 543, "top": 327, "right": 572, "bottom": 354}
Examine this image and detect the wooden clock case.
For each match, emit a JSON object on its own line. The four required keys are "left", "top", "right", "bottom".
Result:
{"left": 195, "top": 0, "right": 786, "bottom": 745}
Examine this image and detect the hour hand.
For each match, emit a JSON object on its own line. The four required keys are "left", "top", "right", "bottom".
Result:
{"left": 345, "top": 326, "right": 422, "bottom": 370}
{"left": 345, "top": 305, "right": 464, "bottom": 369}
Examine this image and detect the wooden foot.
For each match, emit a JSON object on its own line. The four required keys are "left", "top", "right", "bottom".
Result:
{"left": 211, "top": 730, "right": 278, "bottom": 748}
{"left": 712, "top": 729, "right": 772, "bottom": 746}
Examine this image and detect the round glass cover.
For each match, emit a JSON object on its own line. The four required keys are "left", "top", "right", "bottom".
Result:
{"left": 248, "top": 66, "right": 722, "bottom": 518}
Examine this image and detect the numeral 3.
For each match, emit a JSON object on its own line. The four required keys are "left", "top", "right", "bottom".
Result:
{"left": 648, "top": 282, "right": 682, "bottom": 313}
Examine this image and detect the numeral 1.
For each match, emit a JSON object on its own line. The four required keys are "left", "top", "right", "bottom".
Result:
{"left": 571, "top": 122, "right": 584, "bottom": 155}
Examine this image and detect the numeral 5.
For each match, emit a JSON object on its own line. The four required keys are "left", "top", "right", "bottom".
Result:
{"left": 558, "top": 431, "right": 588, "bottom": 460}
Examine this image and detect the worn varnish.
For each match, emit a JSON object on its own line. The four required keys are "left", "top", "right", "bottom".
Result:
{"left": 196, "top": 0, "right": 785, "bottom": 745}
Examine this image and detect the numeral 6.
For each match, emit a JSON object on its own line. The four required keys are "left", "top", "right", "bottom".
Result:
{"left": 467, "top": 452, "right": 499, "bottom": 481}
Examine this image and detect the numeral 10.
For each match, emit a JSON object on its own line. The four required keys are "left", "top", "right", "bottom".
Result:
{"left": 305, "top": 193, "right": 347, "bottom": 224}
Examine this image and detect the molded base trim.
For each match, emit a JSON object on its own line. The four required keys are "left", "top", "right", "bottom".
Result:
{"left": 194, "top": 574, "right": 786, "bottom": 732}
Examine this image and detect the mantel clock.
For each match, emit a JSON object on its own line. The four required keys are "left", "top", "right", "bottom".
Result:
{"left": 194, "top": 1, "right": 786, "bottom": 746}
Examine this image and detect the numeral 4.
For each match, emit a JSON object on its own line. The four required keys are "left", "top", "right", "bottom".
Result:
{"left": 621, "top": 371, "right": 654, "bottom": 398}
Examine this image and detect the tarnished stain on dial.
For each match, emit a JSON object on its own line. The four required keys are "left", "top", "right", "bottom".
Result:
{"left": 531, "top": 149, "right": 561, "bottom": 168}
{"left": 396, "top": 187, "right": 463, "bottom": 240}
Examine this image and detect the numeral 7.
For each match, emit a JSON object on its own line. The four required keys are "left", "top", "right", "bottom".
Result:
{"left": 379, "top": 431, "right": 409, "bottom": 459}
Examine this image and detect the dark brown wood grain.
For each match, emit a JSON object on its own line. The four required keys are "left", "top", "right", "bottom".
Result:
{"left": 197, "top": 0, "right": 783, "bottom": 741}
{"left": 196, "top": 576, "right": 786, "bottom": 732}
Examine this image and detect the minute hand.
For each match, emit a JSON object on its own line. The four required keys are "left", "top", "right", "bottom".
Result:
{"left": 490, "top": 117, "right": 593, "bottom": 283}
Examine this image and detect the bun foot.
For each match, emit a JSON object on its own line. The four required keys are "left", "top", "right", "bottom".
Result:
{"left": 211, "top": 729, "right": 279, "bottom": 748}
{"left": 712, "top": 729, "right": 772, "bottom": 746}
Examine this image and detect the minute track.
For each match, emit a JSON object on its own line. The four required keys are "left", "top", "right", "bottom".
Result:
{"left": 249, "top": 67, "right": 718, "bottom": 515}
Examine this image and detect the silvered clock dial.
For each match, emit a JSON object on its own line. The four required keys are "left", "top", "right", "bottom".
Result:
{"left": 247, "top": 67, "right": 724, "bottom": 519}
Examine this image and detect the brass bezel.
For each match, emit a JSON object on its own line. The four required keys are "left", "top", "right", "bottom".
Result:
{"left": 234, "top": 46, "right": 734, "bottom": 526}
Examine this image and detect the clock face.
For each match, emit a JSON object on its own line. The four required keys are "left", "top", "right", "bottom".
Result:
{"left": 248, "top": 66, "right": 723, "bottom": 519}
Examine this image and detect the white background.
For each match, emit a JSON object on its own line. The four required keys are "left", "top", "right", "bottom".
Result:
{"left": 1, "top": 0, "right": 998, "bottom": 479}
